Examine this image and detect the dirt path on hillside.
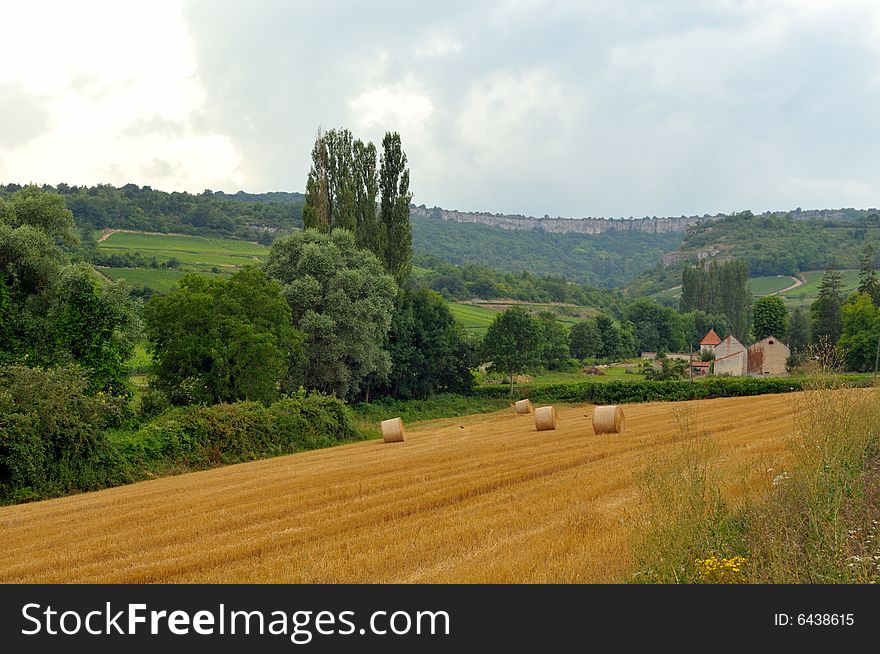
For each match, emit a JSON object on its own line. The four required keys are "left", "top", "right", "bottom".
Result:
{"left": 96, "top": 228, "right": 191, "bottom": 243}
{"left": 771, "top": 274, "right": 805, "bottom": 295}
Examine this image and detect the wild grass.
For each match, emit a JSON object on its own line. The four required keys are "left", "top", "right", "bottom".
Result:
{"left": 631, "top": 378, "right": 880, "bottom": 583}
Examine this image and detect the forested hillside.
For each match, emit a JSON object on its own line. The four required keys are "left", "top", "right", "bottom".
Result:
{"left": 0, "top": 183, "right": 305, "bottom": 243}
{"left": 410, "top": 213, "right": 683, "bottom": 289}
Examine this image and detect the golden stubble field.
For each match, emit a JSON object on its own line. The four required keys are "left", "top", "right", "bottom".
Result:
{"left": 0, "top": 393, "right": 810, "bottom": 583}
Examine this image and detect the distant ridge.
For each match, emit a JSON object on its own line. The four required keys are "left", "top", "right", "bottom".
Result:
{"left": 410, "top": 204, "right": 879, "bottom": 236}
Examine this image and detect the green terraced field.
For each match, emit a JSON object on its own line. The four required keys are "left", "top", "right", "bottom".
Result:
{"left": 100, "top": 267, "right": 197, "bottom": 293}
{"left": 98, "top": 231, "right": 267, "bottom": 273}
{"left": 448, "top": 302, "right": 499, "bottom": 335}
{"left": 749, "top": 275, "right": 798, "bottom": 296}
{"left": 779, "top": 269, "right": 859, "bottom": 308}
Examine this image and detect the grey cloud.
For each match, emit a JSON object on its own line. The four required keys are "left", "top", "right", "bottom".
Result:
{"left": 0, "top": 83, "right": 50, "bottom": 149}
{"left": 181, "top": 1, "right": 880, "bottom": 217}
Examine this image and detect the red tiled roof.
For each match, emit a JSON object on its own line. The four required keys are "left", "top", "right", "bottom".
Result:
{"left": 700, "top": 328, "right": 722, "bottom": 346}
{"left": 691, "top": 361, "right": 711, "bottom": 367}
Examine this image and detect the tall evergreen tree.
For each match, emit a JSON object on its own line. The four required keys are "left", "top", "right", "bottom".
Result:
{"left": 810, "top": 267, "right": 844, "bottom": 344}
{"left": 858, "top": 244, "right": 880, "bottom": 306}
{"left": 379, "top": 132, "right": 413, "bottom": 284}
{"left": 786, "top": 307, "right": 810, "bottom": 353}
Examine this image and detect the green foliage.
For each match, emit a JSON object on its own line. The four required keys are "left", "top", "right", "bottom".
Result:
{"left": 810, "top": 267, "right": 844, "bottom": 344}
{"left": 472, "top": 375, "right": 872, "bottom": 404}
{"left": 786, "top": 307, "right": 810, "bottom": 354}
{"left": 858, "top": 244, "right": 880, "bottom": 305}
{"left": 481, "top": 306, "right": 542, "bottom": 395}
{"left": 838, "top": 293, "right": 880, "bottom": 372}
{"left": 412, "top": 253, "right": 617, "bottom": 309}
{"left": 48, "top": 264, "right": 140, "bottom": 394}
{"left": 644, "top": 357, "right": 688, "bottom": 381}
{"left": 536, "top": 312, "right": 571, "bottom": 370}
{"left": 380, "top": 289, "right": 476, "bottom": 399}
{"left": 752, "top": 295, "right": 788, "bottom": 341}
{"left": 265, "top": 228, "right": 397, "bottom": 400}
{"left": 379, "top": 131, "right": 413, "bottom": 283}
{"left": 0, "top": 183, "right": 302, "bottom": 243}
{"left": 1, "top": 188, "right": 140, "bottom": 391}
{"left": 144, "top": 268, "right": 301, "bottom": 405}
{"left": 570, "top": 319, "right": 602, "bottom": 359}
{"left": 0, "top": 365, "right": 129, "bottom": 503}
{"left": 680, "top": 259, "right": 751, "bottom": 340}
{"left": 411, "top": 211, "right": 682, "bottom": 289}
{"left": 114, "top": 390, "right": 358, "bottom": 470}
{"left": 680, "top": 310, "right": 731, "bottom": 350}
{"left": 626, "top": 299, "right": 686, "bottom": 353}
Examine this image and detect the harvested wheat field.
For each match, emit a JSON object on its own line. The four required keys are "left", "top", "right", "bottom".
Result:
{"left": 0, "top": 391, "right": 844, "bottom": 583}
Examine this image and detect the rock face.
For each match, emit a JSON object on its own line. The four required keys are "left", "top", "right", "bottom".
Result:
{"left": 410, "top": 205, "right": 716, "bottom": 235}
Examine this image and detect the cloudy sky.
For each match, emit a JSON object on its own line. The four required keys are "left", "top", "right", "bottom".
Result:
{"left": 2, "top": 0, "right": 880, "bottom": 218}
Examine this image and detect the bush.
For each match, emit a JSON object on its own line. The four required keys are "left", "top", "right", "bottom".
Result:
{"left": 114, "top": 389, "right": 359, "bottom": 471}
{"left": 0, "top": 365, "right": 130, "bottom": 503}
{"left": 471, "top": 375, "right": 873, "bottom": 405}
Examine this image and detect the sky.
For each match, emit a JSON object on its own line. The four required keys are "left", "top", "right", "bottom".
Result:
{"left": 2, "top": 0, "right": 880, "bottom": 218}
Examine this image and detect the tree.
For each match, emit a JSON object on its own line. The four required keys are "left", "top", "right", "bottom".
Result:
{"left": 838, "top": 293, "right": 880, "bottom": 371}
{"left": 379, "top": 132, "right": 413, "bottom": 283}
{"left": 381, "top": 289, "right": 475, "bottom": 399}
{"left": 625, "top": 299, "right": 685, "bottom": 353}
{"left": 481, "top": 306, "right": 542, "bottom": 397}
{"left": 680, "top": 259, "right": 751, "bottom": 339}
{"left": 353, "top": 139, "right": 381, "bottom": 255}
{"left": 144, "top": 268, "right": 302, "bottom": 405}
{"left": 680, "top": 310, "right": 731, "bottom": 350}
{"left": 302, "top": 129, "right": 331, "bottom": 232}
{"left": 49, "top": 264, "right": 140, "bottom": 395}
{"left": 264, "top": 229, "right": 397, "bottom": 400}
{"left": 858, "top": 244, "right": 880, "bottom": 305}
{"left": 536, "top": 312, "right": 570, "bottom": 370}
{"left": 810, "top": 267, "right": 844, "bottom": 344}
{"left": 1, "top": 187, "right": 138, "bottom": 392}
{"left": 786, "top": 307, "right": 810, "bottom": 354}
{"left": 752, "top": 295, "right": 788, "bottom": 341}
{"left": 570, "top": 319, "right": 601, "bottom": 360}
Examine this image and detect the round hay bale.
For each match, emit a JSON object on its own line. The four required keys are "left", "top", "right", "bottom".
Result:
{"left": 534, "top": 405, "right": 558, "bottom": 431}
{"left": 381, "top": 417, "right": 405, "bottom": 443}
{"left": 592, "top": 405, "right": 624, "bottom": 434}
{"left": 514, "top": 399, "right": 533, "bottom": 415}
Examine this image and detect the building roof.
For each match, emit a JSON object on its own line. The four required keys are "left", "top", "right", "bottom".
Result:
{"left": 700, "top": 328, "right": 722, "bottom": 346}
{"left": 691, "top": 361, "right": 711, "bottom": 367}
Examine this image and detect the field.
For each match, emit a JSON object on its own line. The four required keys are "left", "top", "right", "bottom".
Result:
{"left": 748, "top": 275, "right": 799, "bottom": 296}
{"left": 449, "top": 301, "right": 598, "bottom": 336}
{"left": 778, "top": 269, "right": 860, "bottom": 308}
{"left": 0, "top": 391, "right": 827, "bottom": 583}
{"left": 101, "top": 267, "right": 194, "bottom": 293}
{"left": 97, "top": 231, "right": 268, "bottom": 290}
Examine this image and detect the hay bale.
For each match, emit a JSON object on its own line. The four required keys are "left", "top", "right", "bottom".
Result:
{"left": 534, "top": 405, "right": 558, "bottom": 431}
{"left": 381, "top": 417, "right": 405, "bottom": 443}
{"left": 514, "top": 399, "right": 533, "bottom": 415}
{"left": 592, "top": 405, "right": 624, "bottom": 434}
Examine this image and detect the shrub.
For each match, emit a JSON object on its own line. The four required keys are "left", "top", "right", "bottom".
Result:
{"left": 115, "top": 389, "right": 359, "bottom": 471}
{"left": 0, "top": 365, "right": 130, "bottom": 503}
{"left": 471, "top": 375, "right": 873, "bottom": 405}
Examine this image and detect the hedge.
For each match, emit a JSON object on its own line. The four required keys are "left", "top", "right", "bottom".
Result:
{"left": 113, "top": 389, "right": 359, "bottom": 471}
{"left": 473, "top": 375, "right": 875, "bottom": 405}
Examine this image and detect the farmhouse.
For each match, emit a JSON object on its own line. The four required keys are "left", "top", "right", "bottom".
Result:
{"left": 698, "top": 329, "right": 791, "bottom": 376}
{"left": 747, "top": 336, "right": 790, "bottom": 376}
{"left": 711, "top": 335, "right": 748, "bottom": 376}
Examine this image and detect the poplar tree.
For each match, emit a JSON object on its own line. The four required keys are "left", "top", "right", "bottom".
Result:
{"left": 379, "top": 132, "right": 413, "bottom": 284}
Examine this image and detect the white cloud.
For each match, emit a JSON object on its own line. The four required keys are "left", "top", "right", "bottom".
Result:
{"left": 348, "top": 84, "right": 434, "bottom": 132}
{"left": 0, "top": 0, "right": 243, "bottom": 191}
